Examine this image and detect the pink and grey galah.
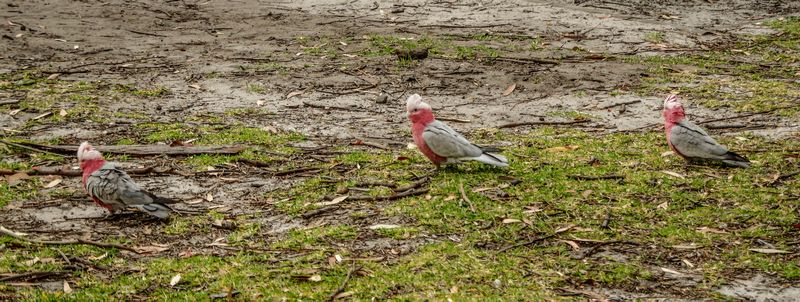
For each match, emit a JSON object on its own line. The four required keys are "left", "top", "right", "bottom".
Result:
{"left": 406, "top": 94, "right": 508, "bottom": 168}
{"left": 78, "top": 142, "right": 173, "bottom": 218}
{"left": 662, "top": 94, "right": 750, "bottom": 168}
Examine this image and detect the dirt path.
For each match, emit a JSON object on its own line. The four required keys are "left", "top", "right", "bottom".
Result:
{"left": 1, "top": 0, "right": 799, "bottom": 300}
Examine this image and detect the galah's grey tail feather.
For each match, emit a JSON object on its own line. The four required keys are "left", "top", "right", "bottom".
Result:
{"left": 722, "top": 151, "right": 751, "bottom": 168}
{"left": 132, "top": 201, "right": 172, "bottom": 219}
{"left": 472, "top": 152, "right": 509, "bottom": 167}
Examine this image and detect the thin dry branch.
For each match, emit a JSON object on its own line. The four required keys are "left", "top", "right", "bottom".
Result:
{"left": 0, "top": 226, "right": 140, "bottom": 253}
{"left": 459, "top": 182, "right": 476, "bottom": 212}
{"left": 10, "top": 142, "right": 246, "bottom": 156}
{"left": 497, "top": 225, "right": 575, "bottom": 253}
{"left": 0, "top": 166, "right": 173, "bottom": 177}
{"left": 498, "top": 119, "right": 590, "bottom": 129}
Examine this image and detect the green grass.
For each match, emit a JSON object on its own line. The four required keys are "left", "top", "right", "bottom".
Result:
{"left": 629, "top": 17, "right": 800, "bottom": 115}
{"left": 2, "top": 126, "right": 798, "bottom": 300}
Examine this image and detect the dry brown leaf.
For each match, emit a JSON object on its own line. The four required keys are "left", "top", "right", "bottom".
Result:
{"left": 682, "top": 259, "right": 694, "bottom": 268}
{"left": 502, "top": 83, "right": 516, "bottom": 96}
{"left": 188, "top": 84, "right": 201, "bottom": 90}
{"left": 44, "top": 178, "right": 62, "bottom": 188}
{"left": 333, "top": 291, "right": 353, "bottom": 299}
{"left": 286, "top": 90, "right": 304, "bottom": 99}
{"left": 660, "top": 267, "right": 684, "bottom": 275}
{"left": 443, "top": 194, "right": 456, "bottom": 201}
{"left": 136, "top": 245, "right": 170, "bottom": 254}
{"left": 368, "top": 224, "right": 401, "bottom": 230}
{"left": 581, "top": 190, "right": 593, "bottom": 198}
{"left": 47, "top": 73, "right": 61, "bottom": 80}
{"left": 545, "top": 145, "right": 579, "bottom": 153}
{"left": 9, "top": 108, "right": 22, "bottom": 116}
{"left": 184, "top": 198, "right": 204, "bottom": 205}
{"left": 316, "top": 195, "right": 348, "bottom": 206}
{"left": 7, "top": 172, "right": 29, "bottom": 186}
{"left": 502, "top": 218, "right": 521, "bottom": 224}
{"left": 660, "top": 151, "right": 674, "bottom": 157}
{"left": 657, "top": 201, "right": 669, "bottom": 210}
{"left": 205, "top": 193, "right": 214, "bottom": 202}
{"left": 450, "top": 286, "right": 459, "bottom": 294}
{"left": 696, "top": 227, "right": 728, "bottom": 234}
{"left": 671, "top": 244, "right": 701, "bottom": 250}
{"left": 749, "top": 248, "right": 790, "bottom": 254}
{"left": 24, "top": 257, "right": 40, "bottom": 266}
{"left": 661, "top": 170, "right": 685, "bottom": 179}
{"left": 59, "top": 109, "right": 68, "bottom": 117}
{"left": 88, "top": 253, "right": 108, "bottom": 261}
{"left": 63, "top": 281, "right": 72, "bottom": 293}
{"left": 170, "top": 274, "right": 182, "bottom": 287}
{"left": 559, "top": 240, "right": 580, "bottom": 251}
{"left": 308, "top": 274, "right": 322, "bottom": 282}
{"left": 32, "top": 112, "right": 52, "bottom": 120}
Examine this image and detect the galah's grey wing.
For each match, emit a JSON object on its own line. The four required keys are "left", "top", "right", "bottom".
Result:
{"left": 88, "top": 163, "right": 172, "bottom": 218}
{"left": 422, "top": 120, "right": 483, "bottom": 159}
{"left": 669, "top": 120, "right": 729, "bottom": 159}
{"left": 86, "top": 163, "right": 134, "bottom": 211}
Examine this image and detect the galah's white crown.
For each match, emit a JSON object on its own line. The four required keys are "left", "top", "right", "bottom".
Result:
{"left": 663, "top": 94, "right": 682, "bottom": 110}
{"left": 405, "top": 94, "right": 431, "bottom": 113}
{"left": 77, "top": 141, "right": 103, "bottom": 161}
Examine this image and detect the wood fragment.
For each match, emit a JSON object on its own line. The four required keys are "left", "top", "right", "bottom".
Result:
{"left": 326, "top": 265, "right": 362, "bottom": 302}
{"left": 698, "top": 105, "right": 797, "bottom": 125}
{"left": 0, "top": 271, "right": 69, "bottom": 282}
{"left": 0, "top": 166, "right": 172, "bottom": 177}
{"left": 125, "top": 29, "right": 167, "bottom": 37}
{"left": 497, "top": 225, "right": 575, "bottom": 253}
{"left": 458, "top": 182, "right": 476, "bottom": 212}
{"left": 0, "top": 226, "right": 140, "bottom": 253}
{"left": 498, "top": 119, "right": 590, "bottom": 129}
{"left": 0, "top": 99, "right": 20, "bottom": 106}
{"left": 567, "top": 174, "right": 624, "bottom": 181}
{"left": 598, "top": 100, "right": 640, "bottom": 110}
{"left": 346, "top": 188, "right": 429, "bottom": 202}
{"left": 8, "top": 142, "right": 246, "bottom": 156}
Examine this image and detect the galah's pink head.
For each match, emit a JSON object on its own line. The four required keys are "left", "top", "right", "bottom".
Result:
{"left": 77, "top": 142, "right": 103, "bottom": 163}
{"left": 662, "top": 94, "right": 685, "bottom": 123}
{"left": 406, "top": 94, "right": 435, "bottom": 124}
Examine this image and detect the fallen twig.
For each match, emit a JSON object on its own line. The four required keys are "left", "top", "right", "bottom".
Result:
{"left": 497, "top": 225, "right": 575, "bottom": 253}
{"left": 459, "top": 182, "right": 476, "bottom": 212}
{"left": 303, "top": 101, "right": 362, "bottom": 112}
{"left": 393, "top": 177, "right": 430, "bottom": 192}
{"left": 437, "top": 117, "right": 471, "bottom": 123}
{"left": 8, "top": 142, "right": 246, "bottom": 156}
{"left": 498, "top": 119, "right": 590, "bottom": 129}
{"left": 0, "top": 226, "right": 140, "bottom": 253}
{"left": 0, "top": 271, "right": 70, "bottom": 282}
{"left": 574, "top": 240, "right": 639, "bottom": 260}
{"left": 420, "top": 23, "right": 511, "bottom": 29}
{"left": 769, "top": 170, "right": 800, "bottom": 186}
{"left": 567, "top": 174, "right": 624, "bottom": 181}
{"left": 301, "top": 205, "right": 339, "bottom": 219}
{"left": 0, "top": 140, "right": 67, "bottom": 157}
{"left": 598, "top": 100, "right": 640, "bottom": 110}
{"left": 698, "top": 105, "right": 797, "bottom": 125}
{"left": 0, "top": 99, "right": 20, "bottom": 106}
{"left": 326, "top": 265, "right": 362, "bottom": 302}
{"left": 235, "top": 158, "right": 274, "bottom": 168}
{"left": 125, "top": 29, "right": 167, "bottom": 37}
{"left": 0, "top": 166, "right": 172, "bottom": 177}
{"left": 351, "top": 140, "right": 388, "bottom": 150}
{"left": 347, "top": 188, "right": 429, "bottom": 202}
